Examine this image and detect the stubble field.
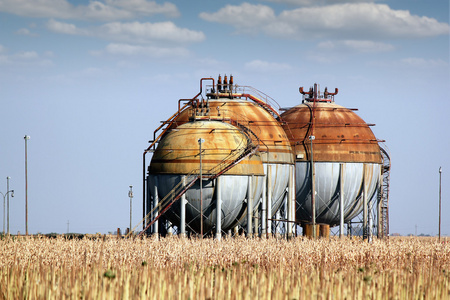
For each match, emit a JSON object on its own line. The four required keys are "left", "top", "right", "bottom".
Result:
{"left": 0, "top": 235, "right": 449, "bottom": 299}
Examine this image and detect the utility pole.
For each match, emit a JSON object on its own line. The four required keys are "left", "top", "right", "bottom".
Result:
{"left": 439, "top": 166, "right": 442, "bottom": 241}
{"left": 24, "top": 135, "right": 30, "bottom": 236}
{"left": 0, "top": 189, "right": 14, "bottom": 236}
{"left": 2, "top": 181, "right": 4, "bottom": 234}
{"left": 7, "top": 176, "right": 10, "bottom": 235}
{"left": 128, "top": 185, "right": 133, "bottom": 234}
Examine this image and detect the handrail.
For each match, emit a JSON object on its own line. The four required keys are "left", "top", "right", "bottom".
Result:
{"left": 132, "top": 121, "right": 260, "bottom": 237}
{"left": 141, "top": 81, "right": 214, "bottom": 231}
{"left": 131, "top": 169, "right": 199, "bottom": 237}
{"left": 142, "top": 100, "right": 193, "bottom": 231}
{"left": 136, "top": 172, "right": 200, "bottom": 237}
{"left": 134, "top": 143, "right": 257, "bottom": 238}
{"left": 213, "top": 91, "right": 281, "bottom": 120}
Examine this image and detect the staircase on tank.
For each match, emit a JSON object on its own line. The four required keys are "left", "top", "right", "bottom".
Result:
{"left": 134, "top": 124, "right": 260, "bottom": 237}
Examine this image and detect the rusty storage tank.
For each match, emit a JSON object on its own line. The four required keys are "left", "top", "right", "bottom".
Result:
{"left": 148, "top": 119, "right": 265, "bottom": 233}
{"left": 280, "top": 84, "right": 382, "bottom": 226}
{"left": 167, "top": 76, "right": 294, "bottom": 222}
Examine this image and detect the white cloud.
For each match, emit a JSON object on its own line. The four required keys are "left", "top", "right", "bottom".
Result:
{"left": 116, "top": 60, "right": 139, "bottom": 68}
{"left": 200, "top": 2, "right": 450, "bottom": 40}
{"left": 400, "top": 57, "right": 448, "bottom": 68}
{"left": 14, "top": 51, "right": 39, "bottom": 59}
{"left": 363, "top": 57, "right": 449, "bottom": 71}
{"left": 196, "top": 58, "right": 223, "bottom": 67}
{"left": 244, "top": 60, "right": 292, "bottom": 72}
{"left": 200, "top": 3, "right": 276, "bottom": 34}
{"left": 79, "top": 1, "right": 133, "bottom": 21}
{"left": 80, "top": 67, "right": 104, "bottom": 76}
{"left": 0, "top": 0, "right": 179, "bottom": 21}
{"left": 47, "top": 19, "right": 89, "bottom": 35}
{"left": 306, "top": 53, "right": 338, "bottom": 63}
{"left": 46, "top": 20, "right": 205, "bottom": 45}
{"left": 264, "top": 0, "right": 376, "bottom": 6}
{"left": 98, "top": 21, "right": 205, "bottom": 44}
{"left": 344, "top": 40, "right": 394, "bottom": 52}
{"left": 105, "top": 0, "right": 179, "bottom": 18}
{"left": 0, "top": 0, "right": 74, "bottom": 19}
{"left": 0, "top": 48, "right": 53, "bottom": 67}
{"left": 104, "top": 43, "right": 189, "bottom": 58}
{"left": 15, "top": 28, "right": 38, "bottom": 36}
{"left": 263, "top": 0, "right": 313, "bottom": 5}
{"left": 318, "top": 40, "right": 395, "bottom": 52}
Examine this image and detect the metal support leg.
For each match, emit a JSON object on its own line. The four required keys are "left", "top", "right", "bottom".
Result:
{"left": 311, "top": 161, "right": 316, "bottom": 239}
{"left": 254, "top": 205, "right": 259, "bottom": 237}
{"left": 363, "top": 164, "right": 368, "bottom": 240}
{"left": 180, "top": 175, "right": 186, "bottom": 237}
{"left": 368, "top": 168, "right": 373, "bottom": 242}
{"left": 267, "top": 165, "right": 272, "bottom": 236}
{"left": 287, "top": 165, "right": 294, "bottom": 238}
{"left": 261, "top": 173, "right": 267, "bottom": 236}
{"left": 216, "top": 176, "right": 222, "bottom": 240}
{"left": 276, "top": 209, "right": 281, "bottom": 237}
{"left": 340, "top": 163, "right": 345, "bottom": 238}
{"left": 153, "top": 177, "right": 159, "bottom": 236}
{"left": 146, "top": 177, "right": 152, "bottom": 235}
{"left": 247, "top": 175, "right": 253, "bottom": 237}
{"left": 368, "top": 198, "right": 373, "bottom": 242}
{"left": 291, "top": 165, "right": 296, "bottom": 237}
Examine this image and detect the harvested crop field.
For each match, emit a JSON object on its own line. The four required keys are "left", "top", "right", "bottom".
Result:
{"left": 1, "top": 236, "right": 449, "bottom": 299}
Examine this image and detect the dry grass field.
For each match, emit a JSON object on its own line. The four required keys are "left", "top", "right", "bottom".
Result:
{"left": 0, "top": 235, "right": 449, "bottom": 299}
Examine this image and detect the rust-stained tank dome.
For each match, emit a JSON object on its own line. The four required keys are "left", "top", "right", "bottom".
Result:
{"left": 280, "top": 84, "right": 382, "bottom": 226}
{"left": 281, "top": 101, "right": 382, "bottom": 164}
{"left": 149, "top": 120, "right": 264, "bottom": 176}
{"left": 164, "top": 75, "right": 294, "bottom": 219}
{"left": 148, "top": 120, "right": 265, "bottom": 233}
{"left": 170, "top": 98, "right": 293, "bottom": 166}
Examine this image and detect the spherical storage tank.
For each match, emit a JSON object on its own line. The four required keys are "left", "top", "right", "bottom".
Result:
{"left": 280, "top": 84, "right": 382, "bottom": 226}
{"left": 160, "top": 76, "right": 294, "bottom": 229}
{"left": 148, "top": 120, "right": 265, "bottom": 233}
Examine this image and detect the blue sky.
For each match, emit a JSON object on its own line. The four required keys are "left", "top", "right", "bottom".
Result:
{"left": 0, "top": 0, "right": 448, "bottom": 235}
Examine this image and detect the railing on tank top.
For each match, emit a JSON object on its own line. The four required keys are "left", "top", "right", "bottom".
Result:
{"left": 206, "top": 84, "right": 282, "bottom": 120}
